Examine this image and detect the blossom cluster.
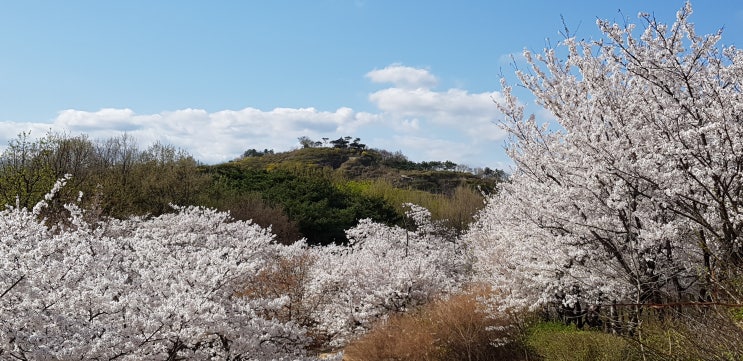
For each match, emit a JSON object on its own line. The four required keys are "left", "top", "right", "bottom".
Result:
{"left": 465, "top": 3, "right": 743, "bottom": 314}
{"left": 0, "top": 178, "right": 466, "bottom": 359}
{"left": 0, "top": 179, "right": 313, "bottom": 359}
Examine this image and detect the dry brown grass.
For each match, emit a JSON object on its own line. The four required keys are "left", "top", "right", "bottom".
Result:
{"left": 343, "top": 286, "right": 527, "bottom": 361}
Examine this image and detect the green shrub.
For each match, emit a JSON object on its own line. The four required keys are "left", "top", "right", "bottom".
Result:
{"left": 204, "top": 165, "right": 401, "bottom": 245}
{"left": 527, "top": 322, "right": 634, "bottom": 361}
{"left": 346, "top": 179, "right": 486, "bottom": 234}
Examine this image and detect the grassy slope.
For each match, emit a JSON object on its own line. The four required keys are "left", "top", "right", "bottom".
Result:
{"left": 229, "top": 147, "right": 502, "bottom": 196}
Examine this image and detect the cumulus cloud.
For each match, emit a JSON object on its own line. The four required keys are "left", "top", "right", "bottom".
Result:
{"left": 368, "top": 82, "right": 508, "bottom": 145}
{"left": 365, "top": 64, "right": 438, "bottom": 89}
{"left": 0, "top": 64, "right": 511, "bottom": 167}
{"left": 0, "top": 107, "right": 379, "bottom": 164}
{"left": 370, "top": 87, "right": 503, "bottom": 123}
{"left": 56, "top": 108, "right": 160, "bottom": 132}
{"left": 364, "top": 65, "right": 510, "bottom": 166}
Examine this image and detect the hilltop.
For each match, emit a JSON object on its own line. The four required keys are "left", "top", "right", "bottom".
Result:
{"left": 201, "top": 137, "right": 507, "bottom": 245}
{"left": 229, "top": 137, "right": 506, "bottom": 195}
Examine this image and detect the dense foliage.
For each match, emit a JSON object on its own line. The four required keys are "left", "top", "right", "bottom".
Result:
{"left": 205, "top": 164, "right": 401, "bottom": 245}
{"left": 0, "top": 132, "right": 210, "bottom": 219}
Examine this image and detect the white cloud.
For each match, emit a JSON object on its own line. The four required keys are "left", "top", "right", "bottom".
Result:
{"left": 396, "top": 118, "right": 420, "bottom": 132}
{"left": 0, "top": 107, "right": 379, "bottom": 164}
{"left": 56, "top": 108, "right": 157, "bottom": 131}
{"left": 0, "top": 64, "right": 512, "bottom": 168}
{"left": 364, "top": 66, "right": 511, "bottom": 166}
{"left": 369, "top": 87, "right": 504, "bottom": 123}
{"left": 365, "top": 64, "right": 438, "bottom": 89}
{"left": 368, "top": 84, "right": 508, "bottom": 145}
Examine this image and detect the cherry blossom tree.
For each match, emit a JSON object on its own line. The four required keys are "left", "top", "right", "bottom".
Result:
{"left": 0, "top": 177, "right": 314, "bottom": 360}
{"left": 294, "top": 204, "right": 469, "bottom": 348}
{"left": 1, "top": 176, "right": 466, "bottom": 358}
{"left": 467, "top": 2, "right": 743, "bottom": 318}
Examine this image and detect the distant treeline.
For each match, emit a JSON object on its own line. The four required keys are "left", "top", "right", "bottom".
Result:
{"left": 0, "top": 132, "right": 505, "bottom": 245}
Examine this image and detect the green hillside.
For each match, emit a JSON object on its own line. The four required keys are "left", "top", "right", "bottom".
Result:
{"left": 230, "top": 144, "right": 505, "bottom": 194}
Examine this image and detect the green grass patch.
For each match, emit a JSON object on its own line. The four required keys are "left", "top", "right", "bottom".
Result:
{"left": 527, "top": 322, "right": 634, "bottom": 361}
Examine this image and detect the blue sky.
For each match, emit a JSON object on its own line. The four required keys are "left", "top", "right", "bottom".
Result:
{"left": 1, "top": 1, "right": 742, "bottom": 168}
